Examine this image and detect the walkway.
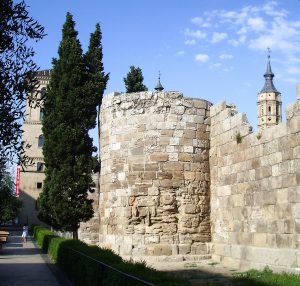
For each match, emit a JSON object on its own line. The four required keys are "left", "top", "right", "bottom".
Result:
{"left": 0, "top": 231, "right": 72, "bottom": 286}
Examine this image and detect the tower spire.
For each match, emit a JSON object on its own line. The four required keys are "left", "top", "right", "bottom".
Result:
{"left": 260, "top": 48, "right": 277, "bottom": 93}
{"left": 155, "top": 71, "right": 164, "bottom": 91}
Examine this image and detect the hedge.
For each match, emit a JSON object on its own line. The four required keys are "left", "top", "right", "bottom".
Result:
{"left": 32, "top": 226, "right": 190, "bottom": 286}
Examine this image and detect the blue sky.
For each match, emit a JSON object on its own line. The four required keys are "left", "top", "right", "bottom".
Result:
{"left": 26, "top": 0, "right": 300, "bottom": 144}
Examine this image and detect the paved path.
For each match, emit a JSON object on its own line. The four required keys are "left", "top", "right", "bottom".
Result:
{"left": 0, "top": 231, "right": 72, "bottom": 286}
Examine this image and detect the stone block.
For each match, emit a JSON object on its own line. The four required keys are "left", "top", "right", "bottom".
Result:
{"left": 253, "top": 233, "right": 267, "bottom": 247}
{"left": 276, "top": 234, "right": 297, "bottom": 248}
{"left": 145, "top": 163, "right": 159, "bottom": 171}
{"left": 145, "top": 235, "right": 160, "bottom": 244}
{"left": 163, "top": 162, "right": 184, "bottom": 171}
{"left": 150, "top": 153, "right": 169, "bottom": 162}
{"left": 178, "top": 244, "right": 191, "bottom": 254}
{"left": 292, "top": 203, "right": 300, "bottom": 218}
{"left": 152, "top": 245, "right": 172, "bottom": 256}
{"left": 170, "top": 137, "right": 180, "bottom": 146}
{"left": 169, "top": 152, "right": 179, "bottom": 161}
{"left": 288, "top": 187, "right": 300, "bottom": 203}
{"left": 171, "top": 244, "right": 179, "bottom": 255}
{"left": 131, "top": 147, "right": 144, "bottom": 155}
{"left": 191, "top": 243, "right": 208, "bottom": 254}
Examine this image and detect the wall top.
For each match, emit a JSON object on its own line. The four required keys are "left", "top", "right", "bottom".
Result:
{"left": 102, "top": 91, "right": 212, "bottom": 110}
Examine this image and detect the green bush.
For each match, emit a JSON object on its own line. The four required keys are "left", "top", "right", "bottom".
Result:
{"left": 32, "top": 226, "right": 189, "bottom": 286}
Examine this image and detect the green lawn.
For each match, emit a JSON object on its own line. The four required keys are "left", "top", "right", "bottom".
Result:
{"left": 231, "top": 267, "right": 300, "bottom": 286}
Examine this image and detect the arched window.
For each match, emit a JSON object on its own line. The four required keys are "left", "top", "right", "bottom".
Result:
{"left": 268, "top": 106, "right": 271, "bottom": 115}
{"left": 261, "top": 107, "right": 264, "bottom": 116}
{"left": 37, "top": 162, "right": 44, "bottom": 172}
{"left": 38, "top": 134, "right": 44, "bottom": 147}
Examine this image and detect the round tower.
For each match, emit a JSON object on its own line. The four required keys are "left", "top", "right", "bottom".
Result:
{"left": 99, "top": 91, "right": 212, "bottom": 259}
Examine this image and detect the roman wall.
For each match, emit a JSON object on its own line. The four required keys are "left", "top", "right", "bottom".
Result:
{"left": 78, "top": 173, "right": 100, "bottom": 244}
{"left": 98, "top": 91, "right": 212, "bottom": 258}
{"left": 210, "top": 99, "right": 300, "bottom": 272}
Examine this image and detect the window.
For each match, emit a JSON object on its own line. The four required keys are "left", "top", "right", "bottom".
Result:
{"left": 38, "top": 135, "right": 44, "bottom": 147}
{"left": 268, "top": 106, "right": 271, "bottom": 115}
{"left": 37, "top": 182, "right": 42, "bottom": 189}
{"left": 39, "top": 110, "right": 44, "bottom": 121}
{"left": 261, "top": 107, "right": 264, "bottom": 116}
{"left": 37, "top": 162, "right": 44, "bottom": 172}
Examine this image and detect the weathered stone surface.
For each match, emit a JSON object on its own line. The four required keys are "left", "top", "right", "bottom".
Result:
{"left": 98, "top": 91, "right": 211, "bottom": 258}
{"left": 210, "top": 100, "right": 300, "bottom": 273}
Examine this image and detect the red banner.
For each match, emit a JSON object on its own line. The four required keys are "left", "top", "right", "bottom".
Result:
{"left": 16, "top": 165, "right": 21, "bottom": 197}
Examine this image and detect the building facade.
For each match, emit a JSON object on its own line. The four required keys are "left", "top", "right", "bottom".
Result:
{"left": 19, "top": 70, "right": 51, "bottom": 225}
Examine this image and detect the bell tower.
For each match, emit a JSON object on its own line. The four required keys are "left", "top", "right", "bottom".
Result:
{"left": 257, "top": 49, "right": 282, "bottom": 129}
{"left": 19, "top": 69, "right": 51, "bottom": 225}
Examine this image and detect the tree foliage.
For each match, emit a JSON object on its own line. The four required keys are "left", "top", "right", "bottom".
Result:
{"left": 0, "top": 0, "right": 45, "bottom": 170}
{"left": 38, "top": 13, "right": 108, "bottom": 238}
{"left": 0, "top": 169, "right": 22, "bottom": 223}
{"left": 124, "top": 66, "right": 148, "bottom": 93}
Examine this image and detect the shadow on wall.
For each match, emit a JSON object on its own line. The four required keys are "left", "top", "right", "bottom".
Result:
{"left": 18, "top": 189, "right": 47, "bottom": 227}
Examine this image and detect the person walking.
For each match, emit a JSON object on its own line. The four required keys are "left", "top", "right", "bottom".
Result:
{"left": 21, "top": 224, "right": 28, "bottom": 243}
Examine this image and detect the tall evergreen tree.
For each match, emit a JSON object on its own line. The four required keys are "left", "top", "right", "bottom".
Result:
{"left": 38, "top": 14, "right": 108, "bottom": 238}
{"left": 124, "top": 66, "right": 148, "bottom": 93}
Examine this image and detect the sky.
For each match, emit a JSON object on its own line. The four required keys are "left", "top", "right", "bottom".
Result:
{"left": 25, "top": 0, "right": 300, "bottom": 147}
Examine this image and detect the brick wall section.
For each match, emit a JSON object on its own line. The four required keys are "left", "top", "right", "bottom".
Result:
{"left": 210, "top": 100, "right": 300, "bottom": 272}
{"left": 99, "top": 91, "right": 211, "bottom": 257}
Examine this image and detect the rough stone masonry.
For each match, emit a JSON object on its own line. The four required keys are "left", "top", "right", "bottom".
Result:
{"left": 98, "top": 91, "right": 212, "bottom": 258}
{"left": 79, "top": 90, "right": 300, "bottom": 273}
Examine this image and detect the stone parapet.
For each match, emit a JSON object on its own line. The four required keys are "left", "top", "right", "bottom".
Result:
{"left": 99, "top": 91, "right": 212, "bottom": 257}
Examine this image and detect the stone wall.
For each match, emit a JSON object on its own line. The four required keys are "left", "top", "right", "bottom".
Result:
{"left": 79, "top": 173, "right": 100, "bottom": 244}
{"left": 210, "top": 99, "right": 300, "bottom": 272}
{"left": 98, "top": 91, "right": 212, "bottom": 258}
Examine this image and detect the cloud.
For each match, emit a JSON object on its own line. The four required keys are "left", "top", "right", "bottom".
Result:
{"left": 191, "top": 17, "right": 211, "bottom": 28}
{"left": 176, "top": 51, "right": 185, "bottom": 56}
{"left": 185, "top": 39, "right": 196, "bottom": 45}
{"left": 184, "top": 1, "right": 300, "bottom": 74}
{"left": 219, "top": 54, "right": 233, "bottom": 60}
{"left": 195, "top": 54, "right": 209, "bottom": 62}
{"left": 184, "top": 28, "right": 207, "bottom": 39}
{"left": 247, "top": 17, "right": 266, "bottom": 31}
{"left": 211, "top": 32, "right": 228, "bottom": 43}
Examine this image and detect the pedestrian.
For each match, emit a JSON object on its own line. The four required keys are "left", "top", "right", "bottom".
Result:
{"left": 22, "top": 224, "right": 28, "bottom": 243}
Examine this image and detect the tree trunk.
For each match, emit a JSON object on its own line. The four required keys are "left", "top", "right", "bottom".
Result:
{"left": 73, "top": 229, "right": 78, "bottom": 240}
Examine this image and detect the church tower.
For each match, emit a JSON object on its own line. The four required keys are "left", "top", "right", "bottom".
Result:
{"left": 257, "top": 51, "right": 282, "bottom": 129}
{"left": 19, "top": 70, "right": 51, "bottom": 225}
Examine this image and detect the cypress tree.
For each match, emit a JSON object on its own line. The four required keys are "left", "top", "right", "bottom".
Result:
{"left": 124, "top": 66, "right": 148, "bottom": 93}
{"left": 84, "top": 23, "right": 109, "bottom": 119}
{"left": 38, "top": 13, "right": 109, "bottom": 238}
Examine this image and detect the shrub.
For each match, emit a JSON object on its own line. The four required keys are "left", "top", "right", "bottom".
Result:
{"left": 235, "top": 132, "right": 242, "bottom": 144}
{"left": 33, "top": 226, "right": 189, "bottom": 286}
